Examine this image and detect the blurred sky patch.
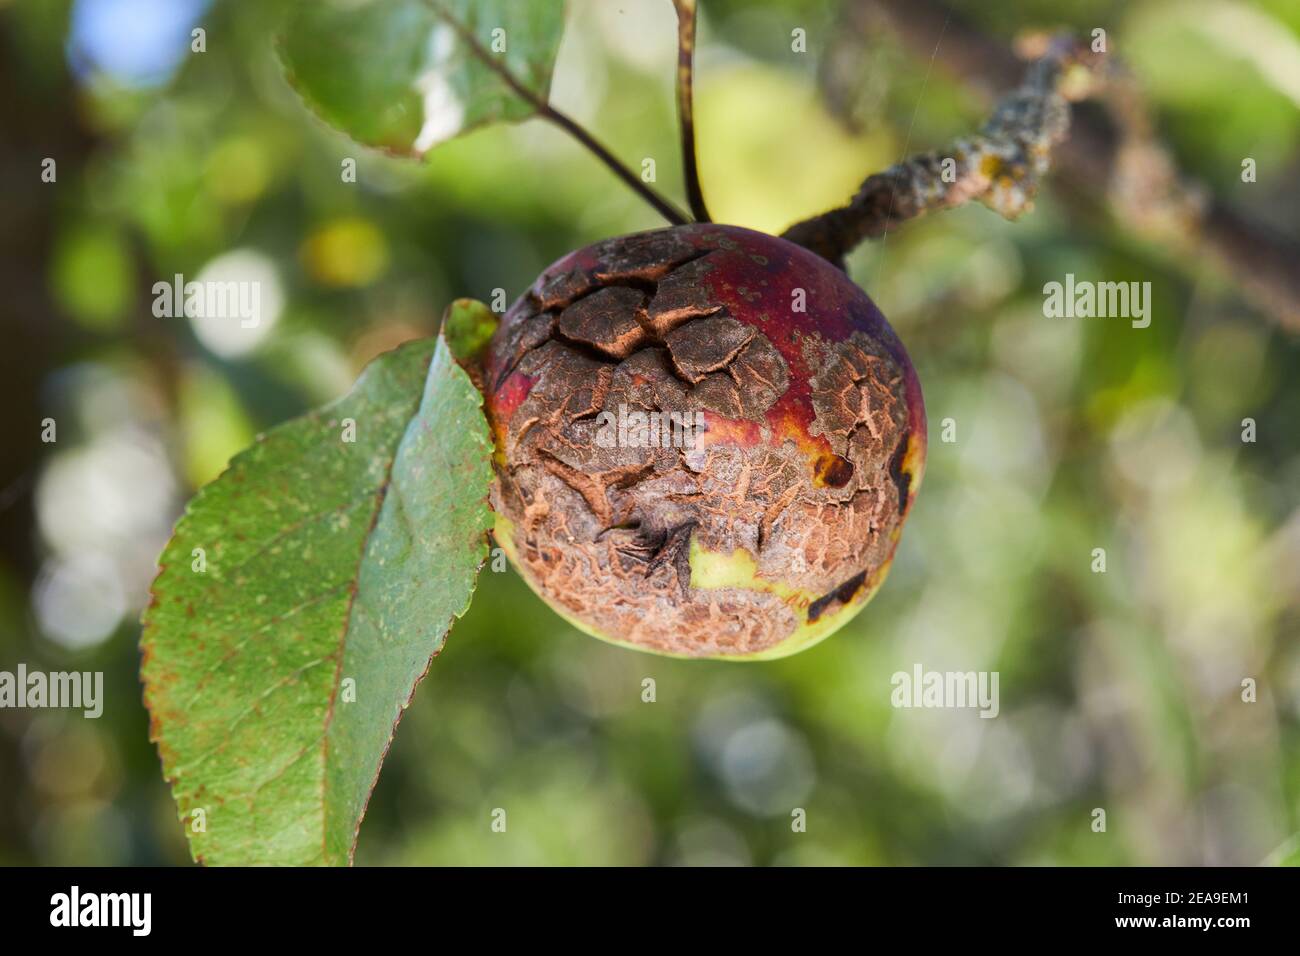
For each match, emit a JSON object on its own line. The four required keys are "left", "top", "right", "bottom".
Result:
{"left": 67, "top": 0, "right": 210, "bottom": 88}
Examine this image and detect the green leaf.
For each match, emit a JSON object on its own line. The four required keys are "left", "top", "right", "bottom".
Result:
{"left": 141, "top": 333, "right": 494, "bottom": 865}
{"left": 278, "top": 0, "right": 567, "bottom": 157}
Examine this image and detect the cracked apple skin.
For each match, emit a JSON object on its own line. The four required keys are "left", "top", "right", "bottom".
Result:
{"left": 483, "top": 224, "right": 925, "bottom": 659}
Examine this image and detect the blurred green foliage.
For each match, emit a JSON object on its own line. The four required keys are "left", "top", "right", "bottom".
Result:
{"left": 0, "top": 0, "right": 1297, "bottom": 866}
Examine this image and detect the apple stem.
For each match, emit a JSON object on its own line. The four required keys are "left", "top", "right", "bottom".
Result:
{"left": 673, "top": 0, "right": 711, "bottom": 223}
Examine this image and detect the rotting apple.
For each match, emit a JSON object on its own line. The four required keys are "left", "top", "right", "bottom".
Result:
{"left": 481, "top": 224, "right": 925, "bottom": 659}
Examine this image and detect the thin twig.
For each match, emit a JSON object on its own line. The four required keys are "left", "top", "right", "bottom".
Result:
{"left": 540, "top": 104, "right": 689, "bottom": 224}
{"left": 425, "top": 0, "right": 689, "bottom": 225}
{"left": 673, "top": 0, "right": 710, "bottom": 222}
{"left": 782, "top": 34, "right": 1103, "bottom": 267}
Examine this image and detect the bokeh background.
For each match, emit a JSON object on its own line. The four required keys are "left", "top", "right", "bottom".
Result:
{"left": 1, "top": 0, "right": 1298, "bottom": 865}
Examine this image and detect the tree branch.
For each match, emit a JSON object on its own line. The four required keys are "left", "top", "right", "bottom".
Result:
{"left": 672, "top": 0, "right": 710, "bottom": 222}
{"left": 782, "top": 34, "right": 1103, "bottom": 266}
{"left": 827, "top": 0, "right": 1300, "bottom": 332}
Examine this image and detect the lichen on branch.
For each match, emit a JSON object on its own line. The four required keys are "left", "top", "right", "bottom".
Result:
{"left": 782, "top": 34, "right": 1106, "bottom": 266}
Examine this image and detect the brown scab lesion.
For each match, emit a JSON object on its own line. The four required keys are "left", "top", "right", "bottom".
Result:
{"left": 807, "top": 332, "right": 906, "bottom": 458}
{"left": 533, "top": 269, "right": 594, "bottom": 312}
{"left": 499, "top": 239, "right": 792, "bottom": 430}
{"left": 529, "top": 231, "right": 703, "bottom": 316}
{"left": 643, "top": 254, "right": 725, "bottom": 336}
{"left": 806, "top": 569, "right": 868, "bottom": 623}
{"left": 685, "top": 334, "right": 789, "bottom": 421}
{"left": 887, "top": 435, "right": 912, "bottom": 516}
{"left": 589, "top": 230, "right": 700, "bottom": 283}
{"left": 556, "top": 286, "right": 650, "bottom": 360}
{"left": 537, "top": 448, "right": 654, "bottom": 527}
{"left": 608, "top": 348, "right": 689, "bottom": 412}
{"left": 665, "top": 315, "right": 755, "bottom": 383}
{"left": 488, "top": 227, "right": 918, "bottom": 657}
{"left": 642, "top": 520, "right": 697, "bottom": 590}
{"left": 491, "top": 311, "right": 556, "bottom": 390}
{"left": 814, "top": 453, "right": 855, "bottom": 488}
{"left": 733, "top": 337, "right": 790, "bottom": 411}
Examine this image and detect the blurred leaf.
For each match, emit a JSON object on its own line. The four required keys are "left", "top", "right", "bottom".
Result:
{"left": 49, "top": 225, "right": 133, "bottom": 331}
{"left": 141, "top": 333, "right": 494, "bottom": 864}
{"left": 1266, "top": 833, "right": 1300, "bottom": 866}
{"left": 696, "top": 65, "right": 895, "bottom": 234}
{"left": 177, "top": 362, "right": 258, "bottom": 488}
{"left": 205, "top": 136, "right": 273, "bottom": 206}
{"left": 300, "top": 217, "right": 390, "bottom": 288}
{"left": 1125, "top": 1, "right": 1300, "bottom": 183}
{"left": 278, "top": 0, "right": 566, "bottom": 157}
